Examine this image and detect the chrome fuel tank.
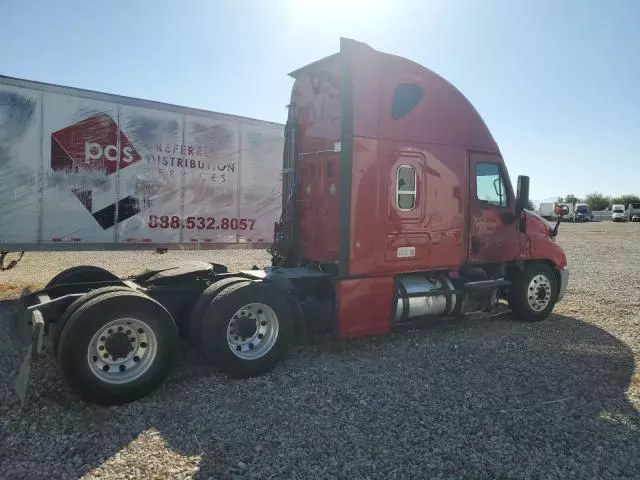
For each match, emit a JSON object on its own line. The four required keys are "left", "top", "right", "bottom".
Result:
{"left": 393, "top": 275, "right": 458, "bottom": 322}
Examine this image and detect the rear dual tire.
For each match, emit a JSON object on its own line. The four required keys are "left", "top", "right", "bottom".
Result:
{"left": 56, "top": 290, "right": 179, "bottom": 405}
{"left": 52, "top": 286, "right": 133, "bottom": 359}
{"left": 52, "top": 274, "right": 292, "bottom": 404}
{"left": 188, "top": 277, "right": 250, "bottom": 349}
{"left": 46, "top": 266, "right": 126, "bottom": 358}
{"left": 199, "top": 281, "right": 295, "bottom": 378}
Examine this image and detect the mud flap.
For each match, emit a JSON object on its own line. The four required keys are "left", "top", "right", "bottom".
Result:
{"left": 14, "top": 309, "right": 44, "bottom": 404}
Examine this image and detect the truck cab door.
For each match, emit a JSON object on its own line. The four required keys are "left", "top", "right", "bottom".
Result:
{"left": 467, "top": 152, "right": 520, "bottom": 263}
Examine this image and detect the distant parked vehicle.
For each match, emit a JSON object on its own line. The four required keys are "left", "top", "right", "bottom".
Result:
{"left": 627, "top": 203, "right": 640, "bottom": 222}
{"left": 538, "top": 202, "right": 555, "bottom": 219}
{"left": 612, "top": 204, "right": 626, "bottom": 222}
{"left": 573, "top": 203, "right": 593, "bottom": 222}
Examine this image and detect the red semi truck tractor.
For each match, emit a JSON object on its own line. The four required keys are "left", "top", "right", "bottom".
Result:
{"left": 15, "top": 38, "right": 568, "bottom": 405}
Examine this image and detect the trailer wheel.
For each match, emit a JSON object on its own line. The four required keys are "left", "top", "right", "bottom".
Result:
{"left": 52, "top": 286, "right": 134, "bottom": 361}
{"left": 200, "top": 281, "right": 294, "bottom": 378}
{"left": 188, "top": 277, "right": 250, "bottom": 348}
{"left": 507, "top": 263, "right": 558, "bottom": 322}
{"left": 57, "top": 290, "right": 179, "bottom": 405}
{"left": 46, "top": 265, "right": 119, "bottom": 287}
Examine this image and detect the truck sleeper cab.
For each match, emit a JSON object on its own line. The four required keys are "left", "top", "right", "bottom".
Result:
{"left": 17, "top": 38, "right": 569, "bottom": 406}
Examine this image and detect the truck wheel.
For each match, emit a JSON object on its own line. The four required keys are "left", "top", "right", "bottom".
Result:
{"left": 56, "top": 290, "right": 179, "bottom": 405}
{"left": 46, "top": 265, "right": 119, "bottom": 287}
{"left": 507, "top": 263, "right": 558, "bottom": 322}
{"left": 188, "top": 277, "right": 250, "bottom": 348}
{"left": 200, "top": 281, "right": 294, "bottom": 378}
{"left": 52, "top": 286, "right": 134, "bottom": 361}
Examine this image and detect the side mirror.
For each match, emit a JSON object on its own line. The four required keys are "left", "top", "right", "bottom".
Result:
{"left": 554, "top": 204, "right": 570, "bottom": 217}
{"left": 515, "top": 175, "right": 530, "bottom": 215}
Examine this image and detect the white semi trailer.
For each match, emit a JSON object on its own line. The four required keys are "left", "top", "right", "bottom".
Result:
{"left": 0, "top": 74, "right": 284, "bottom": 264}
{"left": 538, "top": 202, "right": 555, "bottom": 219}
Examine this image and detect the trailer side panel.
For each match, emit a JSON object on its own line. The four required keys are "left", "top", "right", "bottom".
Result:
{"left": 0, "top": 77, "right": 283, "bottom": 250}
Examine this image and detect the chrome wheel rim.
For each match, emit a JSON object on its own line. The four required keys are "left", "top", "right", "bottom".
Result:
{"left": 527, "top": 274, "right": 552, "bottom": 312}
{"left": 87, "top": 318, "right": 157, "bottom": 384}
{"left": 227, "top": 303, "right": 279, "bottom": 360}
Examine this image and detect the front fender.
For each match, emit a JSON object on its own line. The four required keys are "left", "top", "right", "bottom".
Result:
{"left": 529, "top": 232, "right": 567, "bottom": 268}
{"left": 524, "top": 211, "right": 568, "bottom": 268}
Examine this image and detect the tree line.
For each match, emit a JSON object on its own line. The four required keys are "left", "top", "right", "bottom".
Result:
{"left": 555, "top": 193, "right": 640, "bottom": 211}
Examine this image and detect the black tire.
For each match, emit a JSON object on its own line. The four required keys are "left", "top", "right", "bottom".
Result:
{"left": 52, "top": 286, "right": 134, "bottom": 361}
{"left": 507, "top": 263, "right": 558, "bottom": 322}
{"left": 200, "top": 281, "right": 294, "bottom": 378}
{"left": 57, "top": 290, "right": 179, "bottom": 405}
{"left": 188, "top": 277, "right": 250, "bottom": 348}
{"left": 46, "top": 265, "right": 119, "bottom": 287}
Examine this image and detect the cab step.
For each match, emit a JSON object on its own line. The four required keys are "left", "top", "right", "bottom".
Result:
{"left": 463, "top": 278, "right": 511, "bottom": 290}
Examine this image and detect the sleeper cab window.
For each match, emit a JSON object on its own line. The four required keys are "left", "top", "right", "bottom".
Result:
{"left": 391, "top": 83, "right": 424, "bottom": 120}
{"left": 475, "top": 162, "right": 508, "bottom": 208}
{"left": 396, "top": 165, "right": 417, "bottom": 210}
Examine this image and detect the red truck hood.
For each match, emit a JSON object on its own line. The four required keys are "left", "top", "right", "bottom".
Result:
{"left": 524, "top": 209, "right": 554, "bottom": 233}
{"left": 523, "top": 209, "right": 567, "bottom": 268}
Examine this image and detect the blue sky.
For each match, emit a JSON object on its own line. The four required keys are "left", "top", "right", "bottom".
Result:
{"left": 1, "top": 0, "right": 638, "bottom": 201}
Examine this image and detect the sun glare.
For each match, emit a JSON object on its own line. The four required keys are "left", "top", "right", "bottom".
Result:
{"left": 290, "top": 0, "right": 383, "bottom": 26}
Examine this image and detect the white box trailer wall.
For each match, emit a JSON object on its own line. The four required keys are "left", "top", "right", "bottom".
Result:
{"left": 0, "top": 75, "right": 284, "bottom": 251}
{"left": 538, "top": 202, "right": 554, "bottom": 219}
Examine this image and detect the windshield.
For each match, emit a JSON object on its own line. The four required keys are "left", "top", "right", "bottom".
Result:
{"left": 576, "top": 206, "right": 589, "bottom": 213}
{"left": 613, "top": 209, "right": 624, "bottom": 213}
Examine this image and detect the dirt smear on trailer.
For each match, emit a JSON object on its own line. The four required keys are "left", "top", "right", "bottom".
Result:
{"left": 0, "top": 92, "right": 38, "bottom": 215}
{"left": 0, "top": 91, "right": 36, "bottom": 169}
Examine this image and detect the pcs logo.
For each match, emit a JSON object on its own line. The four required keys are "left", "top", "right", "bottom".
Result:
{"left": 50, "top": 114, "right": 145, "bottom": 229}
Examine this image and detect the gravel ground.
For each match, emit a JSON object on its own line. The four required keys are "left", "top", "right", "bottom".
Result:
{"left": 1, "top": 222, "right": 640, "bottom": 479}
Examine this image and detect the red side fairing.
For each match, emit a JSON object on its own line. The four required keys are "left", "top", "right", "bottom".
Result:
{"left": 346, "top": 42, "right": 502, "bottom": 275}
{"left": 349, "top": 141, "right": 466, "bottom": 276}
{"left": 290, "top": 39, "right": 507, "bottom": 274}
{"left": 335, "top": 276, "right": 394, "bottom": 338}
{"left": 289, "top": 60, "right": 342, "bottom": 264}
